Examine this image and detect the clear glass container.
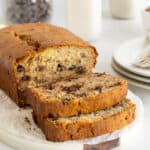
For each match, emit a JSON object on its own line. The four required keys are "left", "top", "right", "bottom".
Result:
{"left": 0, "top": 0, "right": 52, "bottom": 25}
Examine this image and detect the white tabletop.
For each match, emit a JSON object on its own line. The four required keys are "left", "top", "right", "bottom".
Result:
{"left": 0, "top": 0, "right": 149, "bottom": 149}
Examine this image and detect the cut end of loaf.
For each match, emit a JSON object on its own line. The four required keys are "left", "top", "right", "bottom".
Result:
{"left": 27, "top": 73, "right": 127, "bottom": 118}
{"left": 14, "top": 46, "right": 96, "bottom": 91}
{"left": 29, "top": 73, "right": 127, "bottom": 103}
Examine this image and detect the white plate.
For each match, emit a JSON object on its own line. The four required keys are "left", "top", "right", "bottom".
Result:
{"left": 113, "top": 37, "right": 150, "bottom": 77}
{"left": 0, "top": 90, "right": 144, "bottom": 150}
{"left": 113, "top": 59, "right": 150, "bottom": 83}
{"left": 112, "top": 60, "right": 150, "bottom": 90}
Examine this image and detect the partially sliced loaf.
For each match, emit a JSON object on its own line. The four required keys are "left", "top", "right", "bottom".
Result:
{"left": 33, "top": 99, "right": 135, "bottom": 142}
{"left": 0, "top": 23, "right": 97, "bottom": 106}
{"left": 27, "top": 73, "right": 127, "bottom": 118}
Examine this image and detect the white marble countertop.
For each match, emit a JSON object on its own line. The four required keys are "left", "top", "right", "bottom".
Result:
{"left": 0, "top": 0, "right": 149, "bottom": 149}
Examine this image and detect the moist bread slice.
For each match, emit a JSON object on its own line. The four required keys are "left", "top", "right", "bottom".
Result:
{"left": 0, "top": 23, "right": 97, "bottom": 106}
{"left": 27, "top": 73, "right": 127, "bottom": 118}
{"left": 33, "top": 99, "right": 135, "bottom": 142}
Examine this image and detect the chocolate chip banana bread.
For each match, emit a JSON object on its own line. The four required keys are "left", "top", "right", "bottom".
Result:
{"left": 27, "top": 73, "right": 127, "bottom": 118}
{"left": 0, "top": 23, "right": 97, "bottom": 106}
{"left": 33, "top": 99, "right": 135, "bottom": 142}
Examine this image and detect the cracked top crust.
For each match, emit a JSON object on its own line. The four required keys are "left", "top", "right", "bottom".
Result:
{"left": 0, "top": 22, "right": 97, "bottom": 70}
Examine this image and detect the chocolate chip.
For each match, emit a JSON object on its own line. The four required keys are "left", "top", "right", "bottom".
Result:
{"left": 75, "top": 66, "right": 85, "bottom": 74}
{"left": 17, "top": 65, "right": 25, "bottom": 72}
{"left": 94, "top": 86, "right": 102, "bottom": 93}
{"left": 35, "top": 66, "right": 45, "bottom": 71}
{"left": 48, "top": 85, "right": 53, "bottom": 90}
{"left": 57, "top": 64, "right": 65, "bottom": 72}
{"left": 48, "top": 114, "right": 53, "bottom": 118}
{"left": 62, "top": 84, "right": 81, "bottom": 93}
{"left": 22, "top": 75, "right": 30, "bottom": 81}
{"left": 34, "top": 41, "right": 41, "bottom": 51}
{"left": 78, "top": 111, "right": 81, "bottom": 116}
{"left": 68, "top": 65, "right": 76, "bottom": 70}
{"left": 48, "top": 114, "right": 58, "bottom": 121}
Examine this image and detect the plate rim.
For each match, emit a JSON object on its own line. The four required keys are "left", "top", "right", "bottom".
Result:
{"left": 113, "top": 36, "right": 150, "bottom": 77}
{"left": 112, "top": 61, "right": 150, "bottom": 90}
{"left": 112, "top": 59, "right": 150, "bottom": 83}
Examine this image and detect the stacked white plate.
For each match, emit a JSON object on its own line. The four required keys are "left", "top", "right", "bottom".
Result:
{"left": 112, "top": 36, "right": 150, "bottom": 90}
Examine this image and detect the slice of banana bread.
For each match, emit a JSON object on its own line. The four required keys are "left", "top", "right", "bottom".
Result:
{"left": 0, "top": 23, "right": 97, "bottom": 106}
{"left": 33, "top": 99, "right": 135, "bottom": 142}
{"left": 27, "top": 73, "right": 127, "bottom": 118}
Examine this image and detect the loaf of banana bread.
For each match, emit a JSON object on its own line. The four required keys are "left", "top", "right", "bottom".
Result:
{"left": 33, "top": 99, "right": 135, "bottom": 142}
{"left": 0, "top": 23, "right": 97, "bottom": 106}
{"left": 27, "top": 73, "right": 127, "bottom": 118}
{"left": 0, "top": 23, "right": 135, "bottom": 143}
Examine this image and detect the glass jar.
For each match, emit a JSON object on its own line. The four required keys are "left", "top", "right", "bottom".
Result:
{"left": 0, "top": 0, "right": 52, "bottom": 25}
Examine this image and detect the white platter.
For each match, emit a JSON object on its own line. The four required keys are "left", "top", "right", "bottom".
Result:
{"left": 112, "top": 60, "right": 150, "bottom": 90}
{"left": 0, "top": 90, "right": 144, "bottom": 150}
{"left": 113, "top": 37, "right": 150, "bottom": 77}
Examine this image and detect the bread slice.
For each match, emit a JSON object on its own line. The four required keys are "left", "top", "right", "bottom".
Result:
{"left": 0, "top": 23, "right": 97, "bottom": 106}
{"left": 27, "top": 73, "right": 127, "bottom": 118}
{"left": 33, "top": 99, "right": 135, "bottom": 142}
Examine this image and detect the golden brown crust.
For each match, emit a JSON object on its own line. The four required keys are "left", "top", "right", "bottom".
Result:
{"left": 0, "top": 22, "right": 97, "bottom": 62}
{"left": 34, "top": 100, "right": 135, "bottom": 142}
{"left": 27, "top": 78, "right": 127, "bottom": 118}
{"left": 0, "top": 23, "right": 97, "bottom": 106}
